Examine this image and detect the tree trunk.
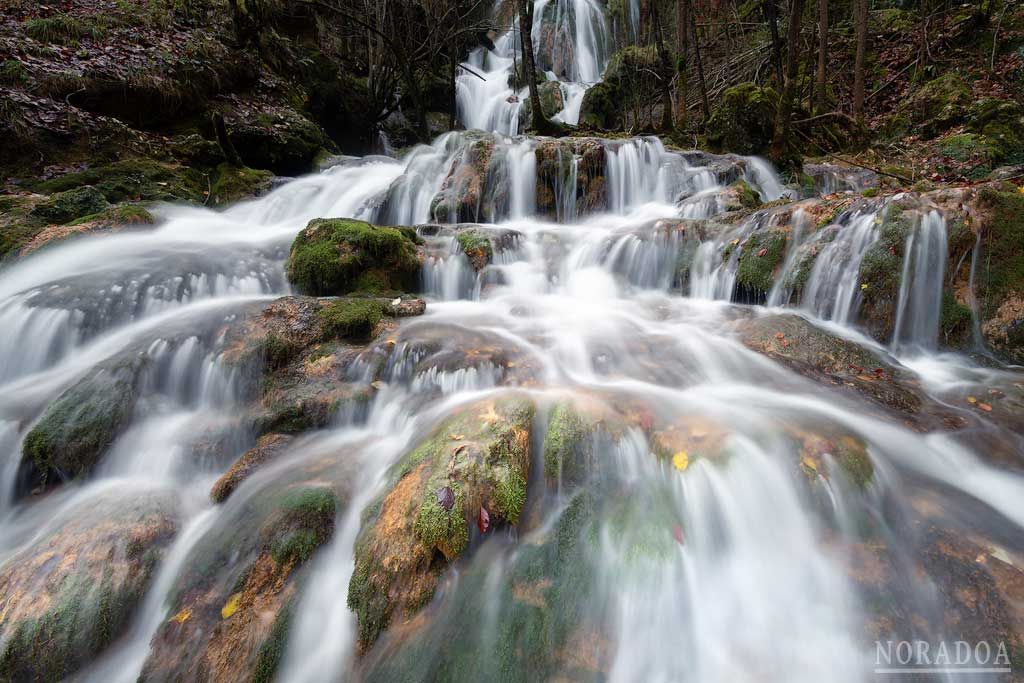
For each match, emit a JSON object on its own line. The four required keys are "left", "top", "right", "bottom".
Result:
{"left": 675, "top": 0, "right": 689, "bottom": 131}
{"left": 815, "top": 0, "right": 828, "bottom": 112}
{"left": 651, "top": 0, "right": 676, "bottom": 132}
{"left": 764, "top": 0, "right": 785, "bottom": 85}
{"left": 852, "top": 0, "right": 868, "bottom": 124}
{"left": 518, "top": 0, "right": 558, "bottom": 134}
{"left": 689, "top": 10, "right": 710, "bottom": 121}
{"left": 770, "top": 0, "right": 807, "bottom": 166}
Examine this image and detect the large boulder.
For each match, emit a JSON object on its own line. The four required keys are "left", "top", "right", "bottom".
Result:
{"left": 21, "top": 358, "right": 144, "bottom": 490}
{"left": 348, "top": 397, "right": 535, "bottom": 652}
{"left": 225, "top": 106, "right": 335, "bottom": 176}
{"left": 285, "top": 219, "right": 421, "bottom": 296}
{"left": 141, "top": 481, "right": 339, "bottom": 682}
{"left": 887, "top": 72, "right": 972, "bottom": 139}
{"left": 29, "top": 186, "right": 107, "bottom": 224}
{"left": 705, "top": 83, "right": 778, "bottom": 156}
{"left": 0, "top": 492, "right": 177, "bottom": 681}
{"left": 579, "top": 46, "right": 664, "bottom": 131}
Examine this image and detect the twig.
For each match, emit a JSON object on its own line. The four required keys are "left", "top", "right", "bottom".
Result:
{"left": 457, "top": 64, "right": 487, "bottom": 82}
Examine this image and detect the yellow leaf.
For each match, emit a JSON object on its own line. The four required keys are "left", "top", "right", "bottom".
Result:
{"left": 860, "top": 283, "right": 869, "bottom": 291}
{"left": 170, "top": 608, "right": 191, "bottom": 624}
{"left": 672, "top": 451, "right": 689, "bottom": 471}
{"left": 967, "top": 396, "right": 978, "bottom": 404}
{"left": 801, "top": 456, "right": 819, "bottom": 472}
{"left": 221, "top": 593, "right": 242, "bottom": 620}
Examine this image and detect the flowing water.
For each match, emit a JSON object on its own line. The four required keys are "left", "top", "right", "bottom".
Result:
{"left": 1, "top": 2, "right": 1022, "bottom": 682}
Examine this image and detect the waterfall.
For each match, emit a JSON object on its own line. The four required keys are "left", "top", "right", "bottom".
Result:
{"left": 891, "top": 211, "right": 948, "bottom": 352}
{"left": 801, "top": 210, "right": 879, "bottom": 325}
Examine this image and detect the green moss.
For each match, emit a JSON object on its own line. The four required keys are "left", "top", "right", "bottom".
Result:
{"left": 285, "top": 218, "right": 420, "bottom": 296}
{"left": 975, "top": 187, "right": 1024, "bottom": 318}
{"left": 413, "top": 483, "right": 469, "bottom": 555}
{"left": 67, "top": 203, "right": 155, "bottom": 227}
{"left": 22, "top": 364, "right": 139, "bottom": 487}
{"left": 455, "top": 230, "right": 493, "bottom": 264}
{"left": 706, "top": 83, "right": 778, "bottom": 155}
{"left": 317, "top": 298, "right": 385, "bottom": 341}
{"left": 210, "top": 163, "right": 273, "bottom": 205}
{"left": 260, "top": 332, "right": 301, "bottom": 369}
{"left": 251, "top": 605, "right": 292, "bottom": 683}
{"left": 731, "top": 179, "right": 762, "bottom": 210}
{"left": 34, "top": 159, "right": 208, "bottom": 203}
{"left": 735, "top": 229, "right": 788, "bottom": 299}
{"left": 493, "top": 471, "right": 528, "bottom": 525}
{"left": 940, "top": 291, "right": 972, "bottom": 348}
{"left": 889, "top": 72, "right": 971, "bottom": 139}
{"left": 542, "top": 403, "right": 588, "bottom": 480}
{"left": 30, "top": 186, "right": 108, "bottom": 224}
{"left": 861, "top": 188, "right": 879, "bottom": 197}
{"left": 835, "top": 441, "right": 874, "bottom": 489}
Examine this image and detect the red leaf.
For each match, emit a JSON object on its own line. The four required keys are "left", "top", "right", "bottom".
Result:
{"left": 673, "top": 525, "right": 685, "bottom": 545}
{"left": 436, "top": 486, "right": 455, "bottom": 511}
{"left": 477, "top": 506, "right": 490, "bottom": 534}
{"left": 757, "top": 248, "right": 768, "bottom": 257}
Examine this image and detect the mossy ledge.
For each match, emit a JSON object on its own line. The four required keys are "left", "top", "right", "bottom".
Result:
{"left": 285, "top": 218, "right": 421, "bottom": 296}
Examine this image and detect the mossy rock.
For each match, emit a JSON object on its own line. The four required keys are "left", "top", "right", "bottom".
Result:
{"left": 889, "top": 72, "right": 971, "bottom": 139}
{"left": 227, "top": 109, "right": 334, "bottom": 176}
{"left": 974, "top": 185, "right": 1024, "bottom": 362}
{"left": 29, "top": 186, "right": 108, "bottom": 224}
{"left": 348, "top": 397, "right": 535, "bottom": 652}
{"left": 542, "top": 401, "right": 591, "bottom": 483}
{"left": 34, "top": 158, "right": 209, "bottom": 203}
{"left": 966, "top": 98, "right": 1024, "bottom": 165}
{"left": 858, "top": 204, "right": 916, "bottom": 342}
{"left": 285, "top": 218, "right": 420, "bottom": 296}
{"left": 17, "top": 203, "right": 156, "bottom": 257}
{"left": 142, "top": 481, "right": 338, "bottom": 682}
{"left": 21, "top": 360, "right": 142, "bottom": 490}
{"left": 734, "top": 229, "right": 788, "bottom": 303}
{"left": 0, "top": 194, "right": 48, "bottom": 260}
{"left": 706, "top": 83, "right": 778, "bottom": 156}
{"left": 579, "top": 46, "right": 663, "bottom": 131}
{"left": 520, "top": 81, "right": 565, "bottom": 128}
{"left": 317, "top": 298, "right": 386, "bottom": 340}
{"left": 0, "top": 492, "right": 177, "bottom": 682}
{"left": 939, "top": 290, "right": 973, "bottom": 349}
{"left": 455, "top": 229, "right": 493, "bottom": 271}
{"left": 210, "top": 163, "right": 274, "bottom": 205}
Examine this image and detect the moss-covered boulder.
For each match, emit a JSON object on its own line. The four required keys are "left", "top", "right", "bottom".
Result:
{"left": 856, "top": 203, "right": 917, "bottom": 342}
{"left": 888, "top": 72, "right": 971, "bottom": 139}
{"left": 19, "top": 203, "right": 155, "bottom": 257}
{"left": 734, "top": 228, "right": 788, "bottom": 304}
{"left": 348, "top": 396, "right": 535, "bottom": 652}
{"left": 209, "top": 163, "right": 274, "bottom": 205}
{"left": 706, "top": 83, "right": 778, "bottom": 156}
{"left": 226, "top": 107, "right": 334, "bottom": 176}
{"left": 285, "top": 218, "right": 421, "bottom": 296}
{"left": 973, "top": 185, "right": 1024, "bottom": 362}
{"left": 21, "top": 359, "right": 143, "bottom": 490}
{"left": 720, "top": 179, "right": 764, "bottom": 212}
{"left": 141, "top": 482, "right": 339, "bottom": 682}
{"left": 0, "top": 194, "right": 50, "bottom": 260}
{"left": 454, "top": 229, "right": 494, "bottom": 271}
{"left": 520, "top": 81, "right": 564, "bottom": 128}
{"left": 966, "top": 98, "right": 1024, "bottom": 165}
{"left": 0, "top": 492, "right": 177, "bottom": 681}
{"left": 579, "top": 46, "right": 664, "bottom": 131}
{"left": 29, "top": 185, "right": 108, "bottom": 224}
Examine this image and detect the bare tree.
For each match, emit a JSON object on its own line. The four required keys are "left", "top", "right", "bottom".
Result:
{"left": 771, "top": 0, "right": 807, "bottom": 165}
{"left": 517, "top": 0, "right": 558, "bottom": 134}
{"left": 815, "top": 0, "right": 828, "bottom": 112}
{"left": 852, "top": 0, "right": 868, "bottom": 124}
{"left": 675, "top": 0, "right": 689, "bottom": 131}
